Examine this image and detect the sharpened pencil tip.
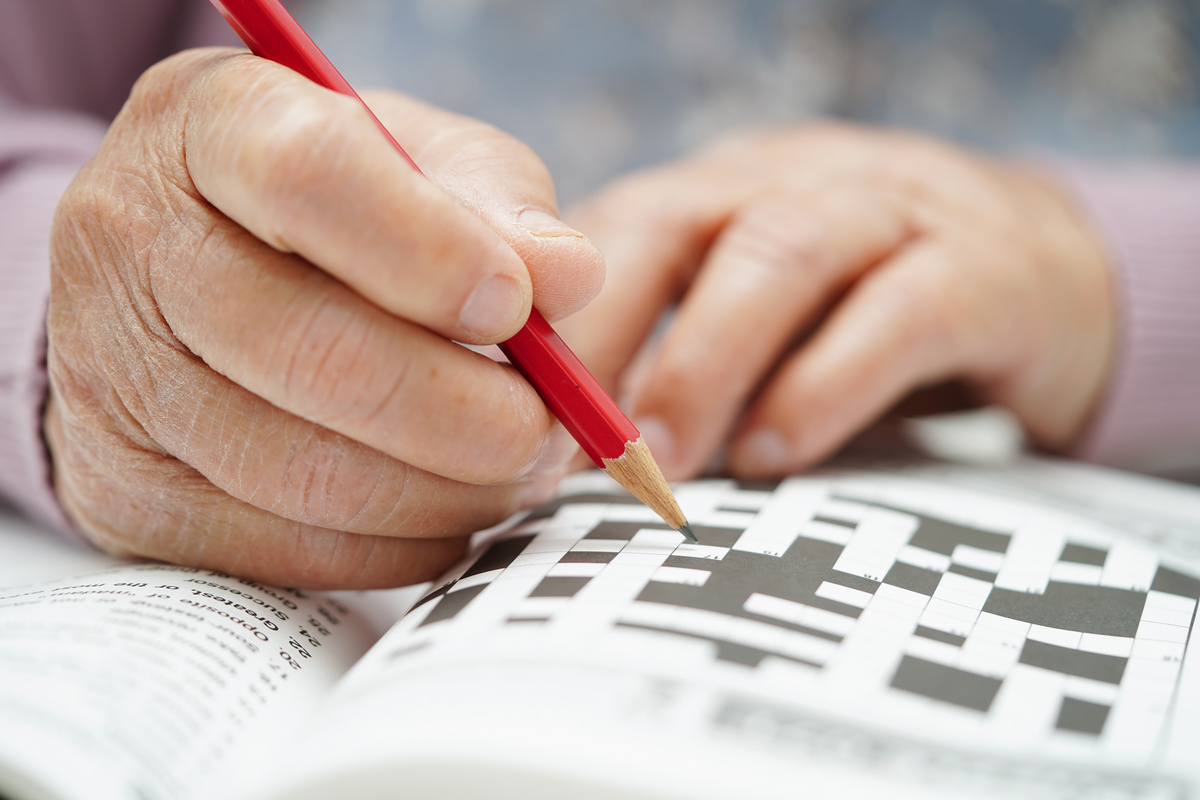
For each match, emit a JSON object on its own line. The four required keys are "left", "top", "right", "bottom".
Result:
{"left": 678, "top": 524, "right": 698, "bottom": 544}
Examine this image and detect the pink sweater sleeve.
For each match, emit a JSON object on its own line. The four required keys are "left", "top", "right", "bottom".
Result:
{"left": 0, "top": 0, "right": 232, "bottom": 531}
{"left": 1058, "top": 166, "right": 1200, "bottom": 473}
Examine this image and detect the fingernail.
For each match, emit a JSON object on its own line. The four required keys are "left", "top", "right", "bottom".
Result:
{"left": 518, "top": 209, "right": 585, "bottom": 238}
{"left": 732, "top": 428, "right": 792, "bottom": 475}
{"left": 459, "top": 274, "right": 525, "bottom": 338}
{"left": 634, "top": 416, "right": 678, "bottom": 474}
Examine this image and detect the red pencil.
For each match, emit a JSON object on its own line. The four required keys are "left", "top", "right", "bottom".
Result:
{"left": 207, "top": 0, "right": 694, "bottom": 541}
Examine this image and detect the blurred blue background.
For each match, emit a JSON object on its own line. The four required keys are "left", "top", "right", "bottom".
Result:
{"left": 292, "top": 0, "right": 1199, "bottom": 205}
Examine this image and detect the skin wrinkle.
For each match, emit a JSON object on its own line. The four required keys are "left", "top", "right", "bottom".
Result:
{"left": 404, "top": 116, "right": 504, "bottom": 186}
{"left": 380, "top": 457, "right": 416, "bottom": 533}
{"left": 344, "top": 456, "right": 392, "bottom": 532}
{"left": 304, "top": 437, "right": 358, "bottom": 529}
{"left": 156, "top": 219, "right": 225, "bottom": 352}
{"left": 239, "top": 412, "right": 285, "bottom": 508}
{"left": 258, "top": 267, "right": 323, "bottom": 392}
{"left": 187, "top": 53, "right": 273, "bottom": 152}
{"left": 50, "top": 438, "right": 118, "bottom": 553}
{"left": 295, "top": 523, "right": 343, "bottom": 584}
{"left": 332, "top": 531, "right": 399, "bottom": 587}
{"left": 67, "top": 438, "right": 181, "bottom": 558}
{"left": 349, "top": 357, "right": 414, "bottom": 451}
{"left": 82, "top": 208, "right": 194, "bottom": 381}
{"left": 439, "top": 146, "right": 541, "bottom": 216}
{"left": 276, "top": 424, "right": 322, "bottom": 522}
{"left": 305, "top": 302, "right": 408, "bottom": 437}
{"left": 382, "top": 465, "right": 443, "bottom": 535}
{"left": 114, "top": 334, "right": 182, "bottom": 447}
{"left": 298, "top": 446, "right": 320, "bottom": 531}
{"left": 300, "top": 299, "right": 359, "bottom": 412}
{"left": 48, "top": 355, "right": 147, "bottom": 460}
{"left": 212, "top": 383, "right": 247, "bottom": 495}
{"left": 69, "top": 301, "right": 157, "bottom": 443}
{"left": 198, "top": 500, "right": 243, "bottom": 574}
{"left": 175, "top": 370, "right": 209, "bottom": 462}
{"left": 278, "top": 428, "right": 388, "bottom": 534}
{"left": 278, "top": 289, "right": 340, "bottom": 410}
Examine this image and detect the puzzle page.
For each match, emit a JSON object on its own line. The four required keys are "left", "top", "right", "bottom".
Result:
{"left": 260, "top": 464, "right": 1200, "bottom": 800}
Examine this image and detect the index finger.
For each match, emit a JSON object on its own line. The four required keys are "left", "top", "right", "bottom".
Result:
{"left": 557, "top": 160, "right": 755, "bottom": 389}
{"left": 627, "top": 183, "right": 912, "bottom": 478}
{"left": 181, "top": 50, "right": 534, "bottom": 344}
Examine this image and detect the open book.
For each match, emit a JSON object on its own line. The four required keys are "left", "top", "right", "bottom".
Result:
{"left": 3, "top": 455, "right": 1200, "bottom": 800}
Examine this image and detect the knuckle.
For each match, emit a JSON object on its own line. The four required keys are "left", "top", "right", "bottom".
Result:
{"left": 453, "top": 380, "right": 548, "bottom": 483}
{"left": 724, "top": 197, "right": 831, "bottom": 283}
{"left": 50, "top": 183, "right": 108, "bottom": 281}
{"left": 125, "top": 52, "right": 199, "bottom": 123}
{"left": 49, "top": 424, "right": 175, "bottom": 560}
{"left": 442, "top": 370, "right": 550, "bottom": 483}
{"left": 871, "top": 262, "right": 964, "bottom": 361}
{"left": 53, "top": 162, "right": 153, "bottom": 267}
{"left": 270, "top": 433, "right": 412, "bottom": 534}
{"left": 272, "top": 293, "right": 388, "bottom": 422}
{"left": 232, "top": 94, "right": 362, "bottom": 248}
{"left": 446, "top": 123, "right": 552, "bottom": 188}
{"left": 652, "top": 341, "right": 715, "bottom": 392}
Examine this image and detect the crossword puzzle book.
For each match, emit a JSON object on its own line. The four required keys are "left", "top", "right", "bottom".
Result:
{"left": 2, "top": 457, "right": 1200, "bottom": 800}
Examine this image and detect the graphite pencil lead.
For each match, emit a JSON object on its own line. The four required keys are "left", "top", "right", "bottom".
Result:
{"left": 677, "top": 524, "right": 698, "bottom": 544}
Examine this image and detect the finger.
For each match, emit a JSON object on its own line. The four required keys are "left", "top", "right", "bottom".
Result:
{"left": 556, "top": 161, "right": 756, "bottom": 389}
{"left": 626, "top": 184, "right": 912, "bottom": 478}
{"left": 181, "top": 50, "right": 532, "bottom": 343}
{"left": 49, "top": 254, "right": 557, "bottom": 538}
{"left": 149, "top": 218, "right": 560, "bottom": 486}
{"left": 728, "top": 241, "right": 994, "bottom": 476}
{"left": 557, "top": 126, "right": 902, "bottom": 390}
{"left": 45, "top": 397, "right": 470, "bottom": 589}
{"left": 363, "top": 90, "right": 606, "bottom": 321}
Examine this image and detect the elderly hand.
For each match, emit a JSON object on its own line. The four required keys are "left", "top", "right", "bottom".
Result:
{"left": 45, "top": 48, "right": 603, "bottom": 588}
{"left": 557, "top": 124, "right": 1114, "bottom": 480}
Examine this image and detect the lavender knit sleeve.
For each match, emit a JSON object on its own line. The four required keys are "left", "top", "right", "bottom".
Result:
{"left": 1058, "top": 165, "right": 1200, "bottom": 473}
{"left": 0, "top": 0, "right": 232, "bottom": 531}
{"left": 0, "top": 110, "right": 106, "bottom": 532}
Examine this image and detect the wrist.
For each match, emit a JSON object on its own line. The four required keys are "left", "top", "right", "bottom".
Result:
{"left": 1004, "top": 166, "right": 1117, "bottom": 451}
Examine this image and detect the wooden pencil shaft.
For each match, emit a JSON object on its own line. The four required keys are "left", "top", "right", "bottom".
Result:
{"left": 498, "top": 311, "right": 638, "bottom": 467}
{"left": 601, "top": 438, "right": 688, "bottom": 531}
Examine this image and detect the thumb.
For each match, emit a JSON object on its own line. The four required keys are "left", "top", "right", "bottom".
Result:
{"left": 363, "top": 90, "right": 605, "bottom": 321}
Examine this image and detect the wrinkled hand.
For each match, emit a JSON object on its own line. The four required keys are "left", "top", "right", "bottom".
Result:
{"left": 557, "top": 124, "right": 1114, "bottom": 480}
{"left": 45, "top": 49, "right": 603, "bottom": 588}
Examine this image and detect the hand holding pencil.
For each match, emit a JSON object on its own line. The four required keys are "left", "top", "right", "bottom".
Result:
{"left": 207, "top": 0, "right": 693, "bottom": 542}
{"left": 44, "top": 42, "right": 611, "bottom": 587}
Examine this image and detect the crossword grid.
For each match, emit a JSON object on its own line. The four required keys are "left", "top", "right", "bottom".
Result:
{"left": 397, "top": 476, "right": 1200, "bottom": 758}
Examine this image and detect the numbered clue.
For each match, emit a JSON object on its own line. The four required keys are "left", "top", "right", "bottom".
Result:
{"left": 0, "top": 563, "right": 377, "bottom": 800}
